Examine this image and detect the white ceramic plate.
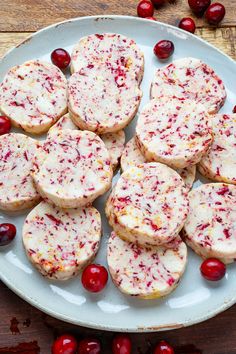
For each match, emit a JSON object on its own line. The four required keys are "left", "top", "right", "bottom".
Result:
{"left": 0, "top": 15, "right": 236, "bottom": 332}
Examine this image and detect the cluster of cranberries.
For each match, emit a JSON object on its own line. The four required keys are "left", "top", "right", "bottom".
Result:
{"left": 51, "top": 335, "right": 176, "bottom": 354}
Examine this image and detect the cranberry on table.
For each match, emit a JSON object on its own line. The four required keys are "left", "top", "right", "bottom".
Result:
{"left": 51, "top": 334, "right": 77, "bottom": 354}
{"left": 0, "top": 116, "right": 11, "bottom": 135}
{"left": 154, "top": 340, "right": 175, "bottom": 354}
{"left": 179, "top": 17, "right": 196, "bottom": 33}
{"left": 200, "top": 258, "right": 226, "bottom": 281}
{"left": 151, "top": 0, "right": 165, "bottom": 8}
{"left": 112, "top": 334, "right": 132, "bottom": 354}
{"left": 233, "top": 105, "right": 236, "bottom": 113}
{"left": 188, "top": 0, "right": 211, "bottom": 16}
{"left": 81, "top": 264, "right": 108, "bottom": 293}
{"left": 205, "top": 3, "right": 225, "bottom": 25}
{"left": 153, "top": 40, "right": 174, "bottom": 60}
{"left": 77, "top": 338, "right": 101, "bottom": 354}
{"left": 51, "top": 48, "right": 71, "bottom": 70}
{"left": 0, "top": 223, "right": 16, "bottom": 246}
{"left": 137, "top": 0, "right": 154, "bottom": 18}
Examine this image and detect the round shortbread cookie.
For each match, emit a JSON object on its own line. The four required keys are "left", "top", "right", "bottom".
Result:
{"left": 0, "top": 60, "right": 67, "bottom": 134}
{"left": 136, "top": 98, "right": 213, "bottom": 169}
{"left": 121, "top": 137, "right": 196, "bottom": 191}
{"left": 68, "top": 63, "right": 142, "bottom": 134}
{"left": 48, "top": 114, "right": 125, "bottom": 170}
{"left": 107, "top": 231, "right": 187, "bottom": 299}
{"left": 105, "top": 162, "right": 189, "bottom": 246}
{"left": 198, "top": 114, "right": 236, "bottom": 185}
{"left": 32, "top": 130, "right": 113, "bottom": 208}
{"left": 23, "top": 201, "right": 101, "bottom": 280}
{"left": 0, "top": 133, "right": 40, "bottom": 211}
{"left": 150, "top": 57, "right": 226, "bottom": 114}
{"left": 71, "top": 33, "right": 144, "bottom": 84}
{"left": 182, "top": 183, "right": 236, "bottom": 264}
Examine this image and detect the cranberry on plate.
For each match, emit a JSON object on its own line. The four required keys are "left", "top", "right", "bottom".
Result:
{"left": 137, "top": 0, "right": 154, "bottom": 18}
{"left": 0, "top": 116, "right": 11, "bottom": 135}
{"left": 200, "top": 258, "right": 226, "bottom": 281}
{"left": 51, "top": 334, "right": 77, "bottom": 354}
{"left": 77, "top": 338, "right": 101, "bottom": 354}
{"left": 0, "top": 223, "right": 16, "bottom": 246}
{"left": 151, "top": 0, "right": 165, "bottom": 8}
{"left": 233, "top": 105, "right": 236, "bottom": 113}
{"left": 81, "top": 264, "right": 108, "bottom": 293}
{"left": 188, "top": 0, "right": 211, "bottom": 16}
{"left": 51, "top": 48, "right": 71, "bottom": 70}
{"left": 153, "top": 40, "right": 174, "bottom": 60}
{"left": 179, "top": 17, "right": 196, "bottom": 33}
{"left": 205, "top": 2, "right": 225, "bottom": 25}
{"left": 112, "top": 334, "right": 132, "bottom": 354}
{"left": 154, "top": 340, "right": 175, "bottom": 354}
{"left": 146, "top": 16, "right": 157, "bottom": 20}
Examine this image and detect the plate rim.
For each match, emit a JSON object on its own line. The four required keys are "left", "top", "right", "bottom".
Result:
{"left": 0, "top": 14, "right": 236, "bottom": 332}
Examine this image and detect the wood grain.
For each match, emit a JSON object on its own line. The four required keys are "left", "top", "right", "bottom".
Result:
{"left": 0, "top": 0, "right": 236, "bottom": 31}
{"left": 0, "top": 27, "right": 235, "bottom": 60}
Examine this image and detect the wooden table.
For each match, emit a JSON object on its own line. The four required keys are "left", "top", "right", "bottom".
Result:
{"left": 0, "top": 1, "right": 236, "bottom": 353}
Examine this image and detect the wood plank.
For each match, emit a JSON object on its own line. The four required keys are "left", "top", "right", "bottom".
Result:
{"left": 0, "top": 281, "right": 236, "bottom": 353}
{"left": 0, "top": 0, "right": 236, "bottom": 32}
{"left": 0, "top": 28, "right": 235, "bottom": 60}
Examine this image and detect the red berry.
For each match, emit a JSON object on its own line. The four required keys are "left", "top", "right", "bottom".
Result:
{"left": 77, "top": 338, "right": 101, "bottom": 354}
{"left": 51, "top": 48, "right": 71, "bottom": 70}
{"left": 205, "top": 3, "right": 225, "bottom": 25}
{"left": 233, "top": 105, "right": 236, "bottom": 113}
{"left": 0, "top": 223, "right": 16, "bottom": 246}
{"left": 0, "top": 116, "right": 11, "bottom": 135}
{"left": 153, "top": 40, "right": 174, "bottom": 60}
{"left": 137, "top": 0, "right": 154, "bottom": 18}
{"left": 112, "top": 334, "right": 132, "bottom": 354}
{"left": 146, "top": 16, "right": 157, "bottom": 20}
{"left": 188, "top": 0, "right": 211, "bottom": 16}
{"left": 154, "top": 340, "right": 175, "bottom": 354}
{"left": 52, "top": 334, "right": 77, "bottom": 354}
{"left": 151, "top": 0, "right": 165, "bottom": 8}
{"left": 81, "top": 264, "right": 108, "bottom": 293}
{"left": 200, "top": 258, "right": 226, "bottom": 281}
{"left": 179, "top": 17, "right": 196, "bottom": 33}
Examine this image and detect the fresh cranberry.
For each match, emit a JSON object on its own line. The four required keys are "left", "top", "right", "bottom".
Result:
{"left": 179, "top": 17, "right": 196, "bottom": 33}
{"left": 188, "top": 0, "right": 211, "bottom": 16}
{"left": 205, "top": 3, "right": 225, "bottom": 25}
{"left": 154, "top": 340, "right": 175, "bottom": 354}
{"left": 52, "top": 334, "right": 77, "bottom": 354}
{"left": 233, "top": 105, "right": 236, "bottom": 113}
{"left": 146, "top": 16, "right": 157, "bottom": 20}
{"left": 77, "top": 338, "right": 101, "bottom": 354}
{"left": 51, "top": 48, "right": 71, "bottom": 70}
{"left": 0, "top": 223, "right": 16, "bottom": 246}
{"left": 153, "top": 40, "right": 174, "bottom": 60}
{"left": 112, "top": 334, "right": 132, "bottom": 354}
{"left": 137, "top": 0, "right": 154, "bottom": 18}
{"left": 200, "top": 258, "right": 226, "bottom": 281}
{"left": 0, "top": 116, "right": 11, "bottom": 135}
{"left": 151, "top": 0, "right": 165, "bottom": 8}
{"left": 81, "top": 264, "right": 108, "bottom": 293}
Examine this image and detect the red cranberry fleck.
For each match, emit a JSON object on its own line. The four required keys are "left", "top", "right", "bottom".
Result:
{"left": 51, "top": 48, "right": 71, "bottom": 70}
{"left": 151, "top": 0, "right": 165, "bottom": 8}
{"left": 154, "top": 40, "right": 174, "bottom": 60}
{"left": 200, "top": 258, "right": 226, "bottom": 281}
{"left": 137, "top": 0, "right": 154, "bottom": 18}
{"left": 233, "top": 106, "right": 236, "bottom": 113}
{"left": 146, "top": 16, "right": 157, "bottom": 20}
{"left": 81, "top": 264, "right": 108, "bottom": 293}
{"left": 0, "top": 116, "right": 11, "bottom": 135}
{"left": 77, "top": 338, "right": 101, "bottom": 354}
{"left": 188, "top": 0, "right": 211, "bottom": 16}
{"left": 205, "top": 2, "right": 225, "bottom": 25}
{"left": 112, "top": 334, "right": 132, "bottom": 354}
{"left": 179, "top": 17, "right": 196, "bottom": 33}
{"left": 154, "top": 340, "right": 175, "bottom": 354}
{"left": 52, "top": 334, "right": 77, "bottom": 354}
{"left": 0, "top": 223, "right": 16, "bottom": 246}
